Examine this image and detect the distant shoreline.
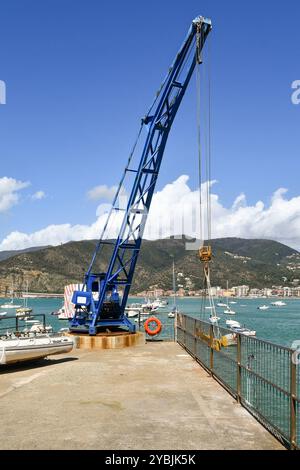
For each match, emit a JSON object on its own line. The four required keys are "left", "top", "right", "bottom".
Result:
{"left": 0, "top": 294, "right": 298, "bottom": 301}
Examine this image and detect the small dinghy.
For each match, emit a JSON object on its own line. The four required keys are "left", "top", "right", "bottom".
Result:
{"left": 0, "top": 333, "right": 74, "bottom": 365}
{"left": 0, "top": 313, "right": 74, "bottom": 365}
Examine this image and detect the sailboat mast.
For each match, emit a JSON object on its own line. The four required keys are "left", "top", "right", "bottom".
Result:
{"left": 173, "top": 260, "right": 176, "bottom": 308}
{"left": 226, "top": 280, "right": 229, "bottom": 308}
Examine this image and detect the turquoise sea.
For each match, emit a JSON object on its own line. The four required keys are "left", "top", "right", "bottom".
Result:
{"left": 1, "top": 297, "right": 299, "bottom": 348}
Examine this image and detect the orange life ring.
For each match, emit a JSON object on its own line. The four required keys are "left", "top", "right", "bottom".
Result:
{"left": 144, "top": 316, "right": 162, "bottom": 336}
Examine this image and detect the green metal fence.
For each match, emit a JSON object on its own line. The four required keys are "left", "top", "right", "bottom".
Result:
{"left": 176, "top": 313, "right": 300, "bottom": 449}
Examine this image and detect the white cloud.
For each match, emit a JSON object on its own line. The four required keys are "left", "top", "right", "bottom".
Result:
{"left": 0, "top": 177, "right": 30, "bottom": 213}
{"left": 87, "top": 184, "right": 118, "bottom": 201}
{"left": 1, "top": 175, "right": 300, "bottom": 251}
{"left": 31, "top": 191, "right": 46, "bottom": 201}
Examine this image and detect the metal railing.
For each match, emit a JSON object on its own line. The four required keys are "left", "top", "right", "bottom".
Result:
{"left": 176, "top": 313, "right": 300, "bottom": 450}
{"left": 0, "top": 314, "right": 46, "bottom": 335}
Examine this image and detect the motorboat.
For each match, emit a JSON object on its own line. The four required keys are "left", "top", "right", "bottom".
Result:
{"left": 0, "top": 332, "right": 74, "bottom": 365}
{"left": 230, "top": 325, "right": 256, "bottom": 337}
{"left": 209, "top": 316, "right": 220, "bottom": 324}
{"left": 16, "top": 307, "right": 33, "bottom": 317}
{"left": 216, "top": 302, "right": 227, "bottom": 307}
{"left": 0, "top": 311, "right": 7, "bottom": 318}
{"left": 229, "top": 301, "right": 237, "bottom": 305}
{"left": 1, "top": 299, "right": 22, "bottom": 309}
{"left": 257, "top": 305, "right": 269, "bottom": 311}
{"left": 152, "top": 298, "right": 168, "bottom": 309}
{"left": 125, "top": 303, "right": 143, "bottom": 311}
{"left": 226, "top": 320, "right": 240, "bottom": 328}
{"left": 126, "top": 309, "right": 139, "bottom": 318}
{"left": 271, "top": 301, "right": 286, "bottom": 307}
{"left": 141, "top": 299, "right": 160, "bottom": 312}
{"left": 21, "top": 320, "right": 53, "bottom": 334}
{"left": 224, "top": 308, "right": 236, "bottom": 315}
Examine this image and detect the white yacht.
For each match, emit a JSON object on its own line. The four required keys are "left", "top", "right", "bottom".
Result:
{"left": 257, "top": 305, "right": 269, "bottom": 311}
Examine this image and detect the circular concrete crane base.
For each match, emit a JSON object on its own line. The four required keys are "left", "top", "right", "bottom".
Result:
{"left": 67, "top": 331, "right": 145, "bottom": 350}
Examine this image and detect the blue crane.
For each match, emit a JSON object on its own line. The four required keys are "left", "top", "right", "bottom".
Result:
{"left": 69, "top": 16, "right": 212, "bottom": 335}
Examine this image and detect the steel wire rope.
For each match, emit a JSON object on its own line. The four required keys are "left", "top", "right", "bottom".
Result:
{"left": 196, "top": 31, "right": 219, "bottom": 336}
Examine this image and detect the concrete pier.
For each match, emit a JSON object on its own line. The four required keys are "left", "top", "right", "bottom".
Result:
{"left": 0, "top": 342, "right": 283, "bottom": 450}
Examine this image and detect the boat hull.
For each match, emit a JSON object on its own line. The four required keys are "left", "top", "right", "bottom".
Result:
{"left": 0, "top": 336, "right": 74, "bottom": 365}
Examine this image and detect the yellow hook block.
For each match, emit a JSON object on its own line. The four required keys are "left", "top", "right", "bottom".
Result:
{"left": 199, "top": 245, "right": 212, "bottom": 262}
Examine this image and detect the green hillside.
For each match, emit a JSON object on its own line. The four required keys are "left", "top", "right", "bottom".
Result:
{"left": 0, "top": 237, "right": 299, "bottom": 295}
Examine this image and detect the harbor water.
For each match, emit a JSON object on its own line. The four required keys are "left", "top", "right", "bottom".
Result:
{"left": 0, "top": 297, "right": 299, "bottom": 348}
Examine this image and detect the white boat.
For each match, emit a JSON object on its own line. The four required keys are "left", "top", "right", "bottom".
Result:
{"left": 229, "top": 301, "right": 237, "bottom": 304}
{"left": 141, "top": 299, "right": 160, "bottom": 312}
{"left": 0, "top": 333, "right": 74, "bottom": 365}
{"left": 209, "top": 316, "right": 220, "bottom": 324}
{"left": 217, "top": 303, "right": 227, "bottom": 307}
{"left": 152, "top": 298, "right": 168, "bottom": 309}
{"left": 271, "top": 301, "right": 286, "bottom": 307}
{"left": 222, "top": 333, "right": 237, "bottom": 346}
{"left": 1, "top": 299, "right": 22, "bottom": 309}
{"left": 0, "top": 311, "right": 7, "bottom": 318}
{"left": 127, "top": 310, "right": 139, "bottom": 318}
{"left": 1, "top": 285, "right": 22, "bottom": 309}
{"left": 226, "top": 320, "right": 240, "bottom": 328}
{"left": 257, "top": 305, "right": 269, "bottom": 311}
{"left": 230, "top": 325, "right": 256, "bottom": 337}
{"left": 125, "top": 303, "right": 142, "bottom": 312}
{"left": 224, "top": 308, "right": 236, "bottom": 315}
{"left": 16, "top": 281, "right": 33, "bottom": 316}
{"left": 223, "top": 282, "right": 235, "bottom": 315}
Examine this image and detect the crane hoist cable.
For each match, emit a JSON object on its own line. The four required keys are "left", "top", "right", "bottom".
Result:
{"left": 195, "top": 29, "right": 220, "bottom": 337}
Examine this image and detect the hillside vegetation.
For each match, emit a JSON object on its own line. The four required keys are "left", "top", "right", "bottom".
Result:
{"left": 0, "top": 237, "right": 299, "bottom": 295}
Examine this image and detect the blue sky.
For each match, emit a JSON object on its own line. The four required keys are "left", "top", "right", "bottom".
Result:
{"left": 0, "top": 0, "right": 300, "bottom": 250}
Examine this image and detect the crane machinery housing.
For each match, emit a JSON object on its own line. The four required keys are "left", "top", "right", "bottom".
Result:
{"left": 69, "top": 16, "right": 212, "bottom": 335}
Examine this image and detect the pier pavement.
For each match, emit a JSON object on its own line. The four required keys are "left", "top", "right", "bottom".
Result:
{"left": 0, "top": 342, "right": 283, "bottom": 450}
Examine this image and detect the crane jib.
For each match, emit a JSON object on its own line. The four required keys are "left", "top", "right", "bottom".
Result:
{"left": 69, "top": 16, "right": 212, "bottom": 335}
